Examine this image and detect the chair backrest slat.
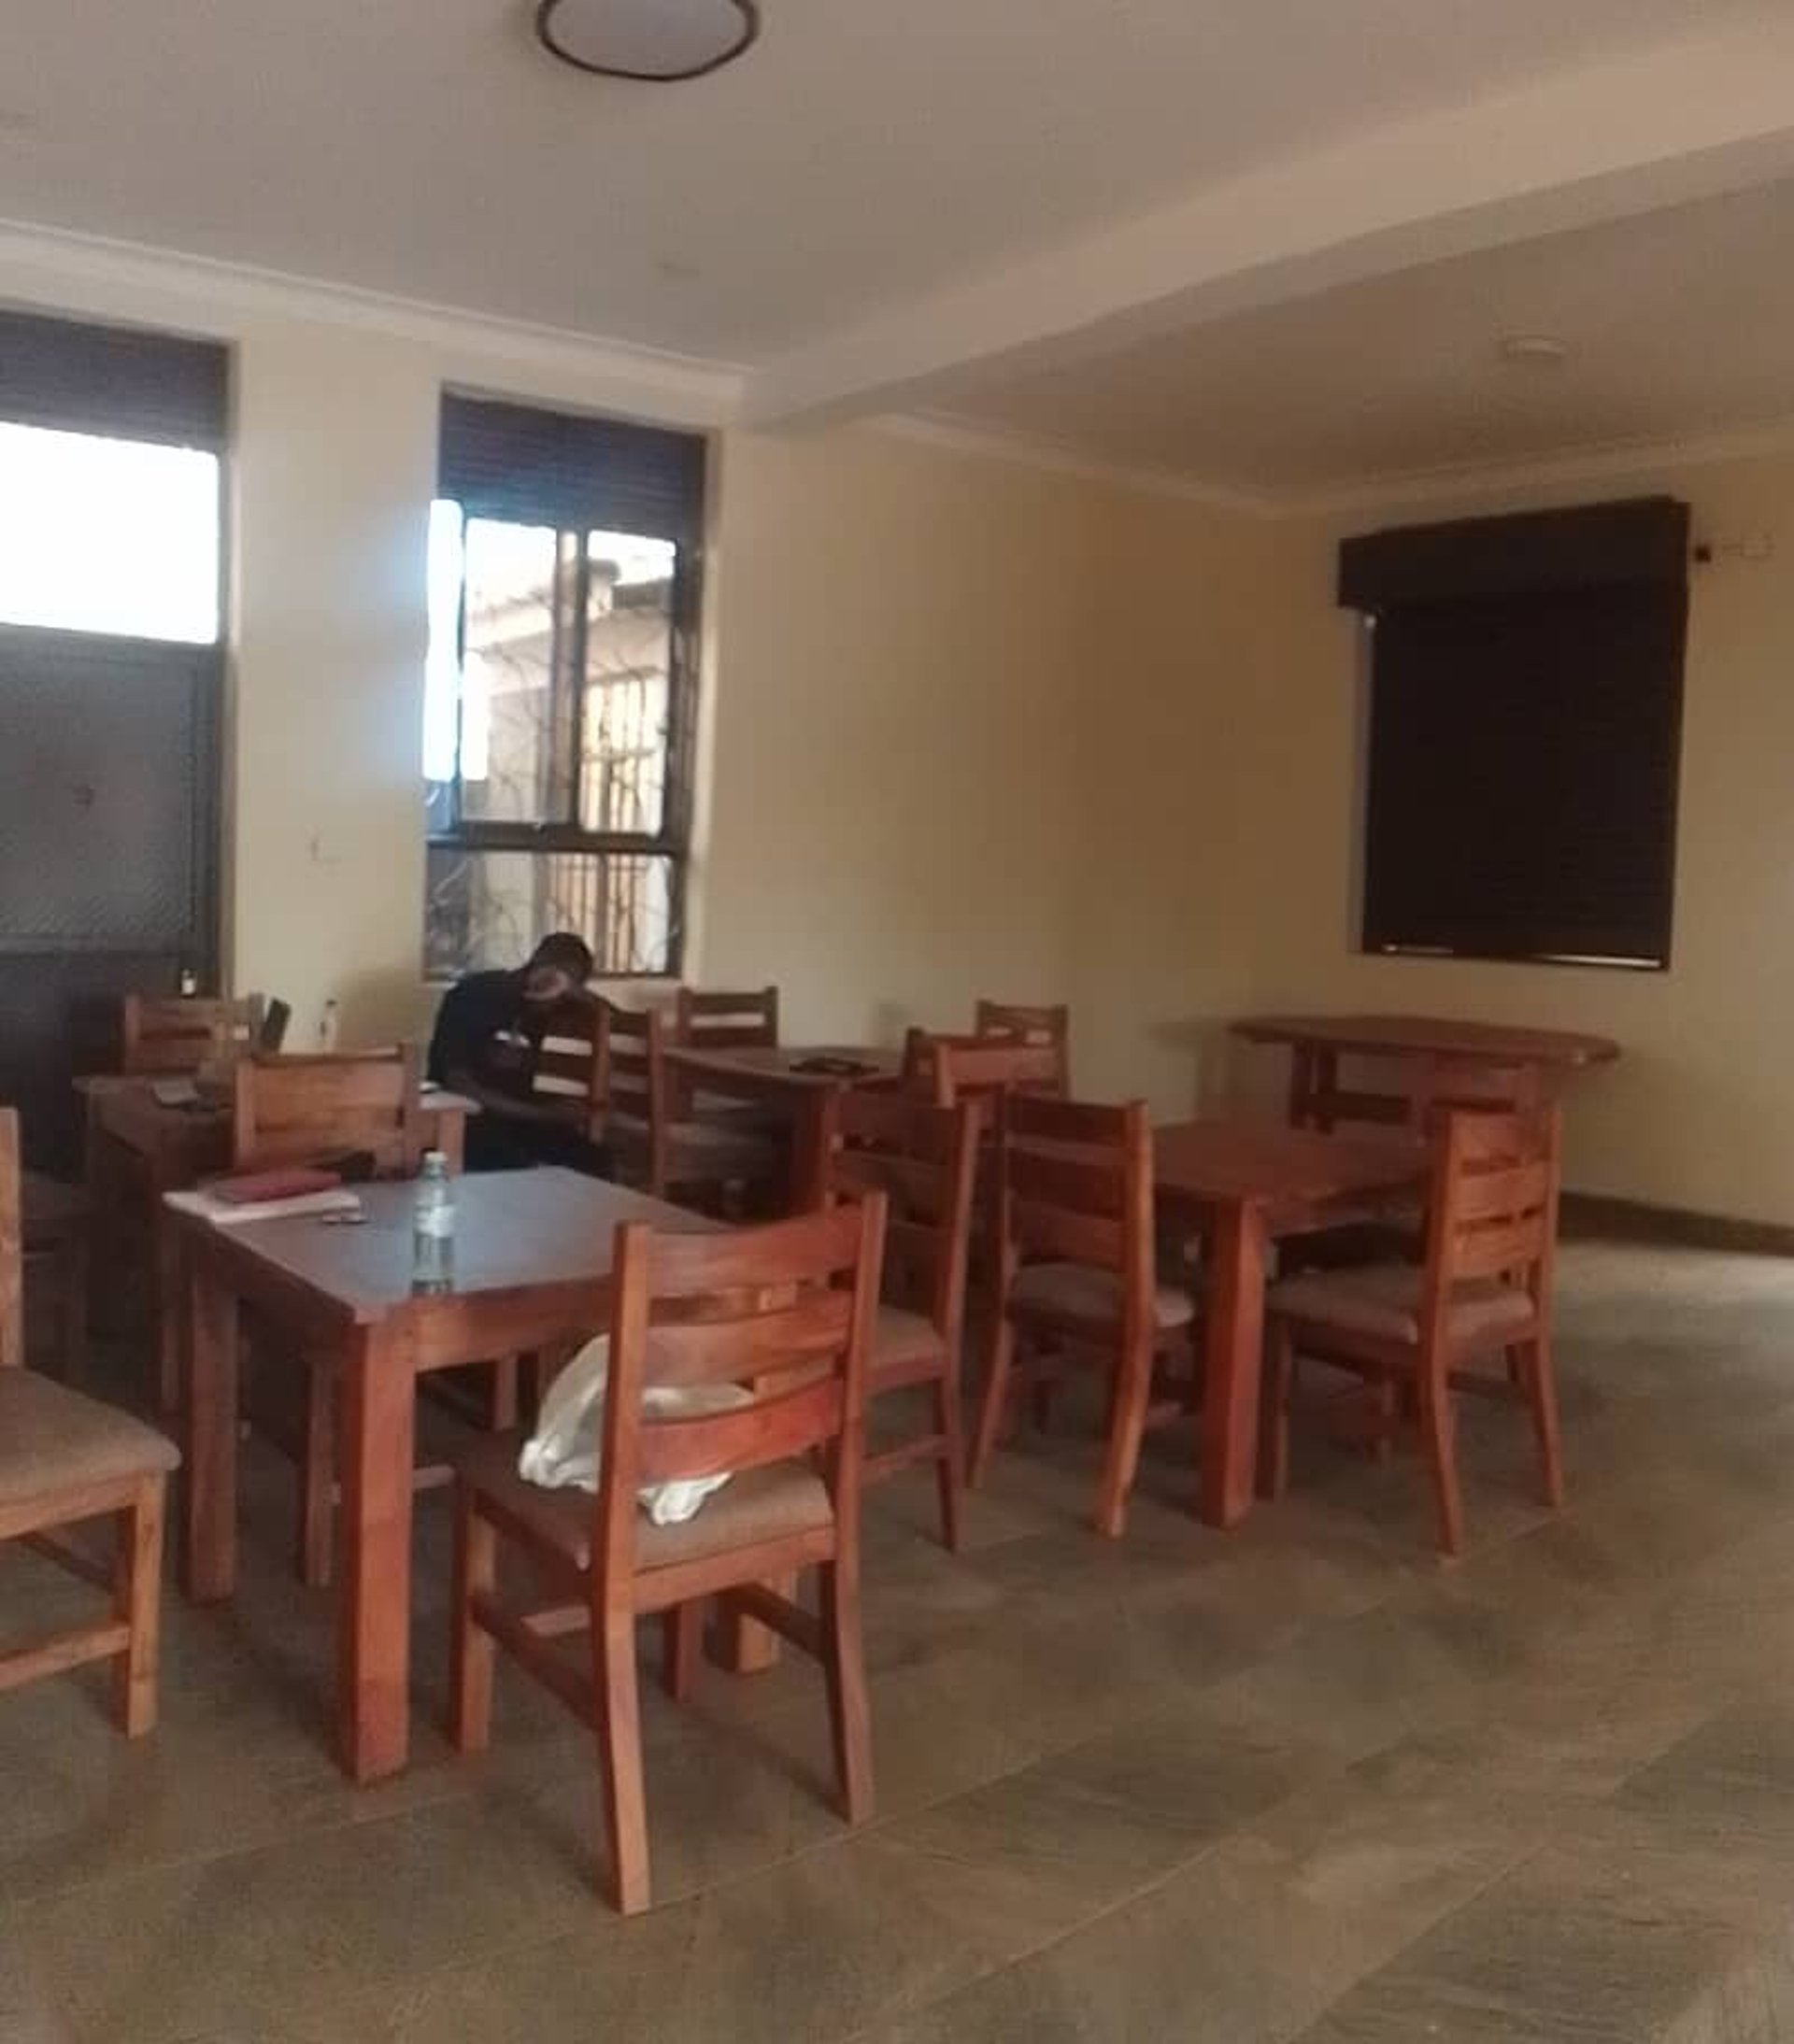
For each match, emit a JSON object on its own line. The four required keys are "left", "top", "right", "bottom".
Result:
{"left": 232, "top": 1045, "right": 425, "bottom": 1177}
{"left": 904, "top": 1030, "right": 1063, "bottom": 1108}
{"left": 603, "top": 1002, "right": 670, "bottom": 1192}
{"left": 121, "top": 993, "right": 264, "bottom": 1076}
{"left": 822, "top": 1090, "right": 978, "bottom": 1338}
{"left": 675, "top": 986, "right": 778, "bottom": 1051}
{"left": 530, "top": 997, "right": 608, "bottom": 1116}
{"left": 975, "top": 1001, "right": 1070, "bottom": 1089}
{"left": 1422, "top": 1107, "right": 1561, "bottom": 1320}
{"left": 594, "top": 1198, "right": 887, "bottom": 1573}
{"left": 0, "top": 1108, "right": 21, "bottom": 1370}
{"left": 641, "top": 1285, "right": 858, "bottom": 1386}
{"left": 635, "top": 1373, "right": 844, "bottom": 1486}
{"left": 1001, "top": 1093, "right": 1153, "bottom": 1308}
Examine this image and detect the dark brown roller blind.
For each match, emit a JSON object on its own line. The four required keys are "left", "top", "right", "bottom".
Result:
{"left": 0, "top": 307, "right": 228, "bottom": 451}
{"left": 1360, "top": 578, "right": 1687, "bottom": 967}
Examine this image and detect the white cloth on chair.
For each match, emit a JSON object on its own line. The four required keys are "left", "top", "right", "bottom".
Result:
{"left": 518, "top": 1334, "right": 749, "bottom": 1526}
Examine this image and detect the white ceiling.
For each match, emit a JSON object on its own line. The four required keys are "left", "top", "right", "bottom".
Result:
{"left": 942, "top": 176, "right": 1794, "bottom": 500}
{"left": 4, "top": 1, "right": 1794, "bottom": 494}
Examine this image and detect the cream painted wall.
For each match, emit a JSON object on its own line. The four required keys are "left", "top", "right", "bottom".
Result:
{"left": 1071, "top": 450, "right": 1794, "bottom": 1225}
{"left": 699, "top": 428, "right": 1097, "bottom": 1043}
{"left": 0, "top": 253, "right": 1114, "bottom": 1058}
{"left": 228, "top": 319, "right": 436, "bottom": 1046}
{"left": 1259, "top": 456, "right": 1794, "bottom": 1223}
{"left": 8, "top": 246, "right": 1792, "bottom": 1220}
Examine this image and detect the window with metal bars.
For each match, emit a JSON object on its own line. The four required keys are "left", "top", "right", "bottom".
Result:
{"left": 424, "top": 394, "right": 705, "bottom": 979}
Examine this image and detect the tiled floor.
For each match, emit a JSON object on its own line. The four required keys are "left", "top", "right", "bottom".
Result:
{"left": 7, "top": 1239, "right": 1794, "bottom": 2041}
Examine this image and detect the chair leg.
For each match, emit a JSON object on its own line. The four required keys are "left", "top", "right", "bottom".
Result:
{"left": 933, "top": 1371, "right": 965, "bottom": 1553}
{"left": 489, "top": 1356, "right": 520, "bottom": 1431}
{"left": 447, "top": 1486, "right": 495, "bottom": 1753}
{"left": 1417, "top": 1370, "right": 1465, "bottom": 1558}
{"left": 819, "top": 1556, "right": 874, "bottom": 1826}
{"left": 1093, "top": 1335, "right": 1153, "bottom": 1540}
{"left": 1520, "top": 1333, "right": 1566, "bottom": 1509}
{"left": 662, "top": 1601, "right": 703, "bottom": 1702}
{"left": 968, "top": 1315, "right": 1016, "bottom": 1488}
{"left": 111, "top": 1476, "right": 164, "bottom": 1739}
{"left": 61, "top": 1231, "right": 90, "bottom": 1384}
{"left": 594, "top": 1610, "right": 651, "bottom": 1915}
{"left": 1257, "top": 1318, "right": 1293, "bottom": 1500}
{"left": 298, "top": 1365, "right": 335, "bottom": 1590}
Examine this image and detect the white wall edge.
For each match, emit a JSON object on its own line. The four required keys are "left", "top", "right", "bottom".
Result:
{"left": 0, "top": 218, "right": 748, "bottom": 428}
{"left": 871, "top": 413, "right": 1279, "bottom": 518}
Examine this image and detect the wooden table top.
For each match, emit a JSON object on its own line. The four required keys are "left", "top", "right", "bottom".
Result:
{"left": 1232, "top": 1014, "right": 1619, "bottom": 1068}
{"left": 1155, "top": 1118, "right": 1426, "bottom": 1221}
{"left": 167, "top": 1166, "right": 716, "bottom": 1324}
{"left": 665, "top": 1043, "right": 903, "bottom": 1084}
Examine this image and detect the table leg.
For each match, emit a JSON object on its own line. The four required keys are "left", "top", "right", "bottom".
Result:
{"left": 180, "top": 1251, "right": 239, "bottom": 1603}
{"left": 710, "top": 1575, "right": 794, "bottom": 1675}
{"left": 154, "top": 1205, "right": 183, "bottom": 1416}
{"left": 337, "top": 1324, "right": 416, "bottom": 1782}
{"left": 1200, "top": 1199, "right": 1269, "bottom": 1529}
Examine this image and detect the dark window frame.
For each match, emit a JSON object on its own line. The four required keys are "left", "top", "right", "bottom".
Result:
{"left": 427, "top": 394, "right": 706, "bottom": 981}
{"left": 1344, "top": 497, "right": 1689, "bottom": 974}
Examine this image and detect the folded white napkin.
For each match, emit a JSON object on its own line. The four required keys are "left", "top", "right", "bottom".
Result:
{"left": 518, "top": 1334, "right": 749, "bottom": 1526}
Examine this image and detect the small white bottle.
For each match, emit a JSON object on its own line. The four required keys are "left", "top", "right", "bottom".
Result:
{"left": 318, "top": 999, "right": 340, "bottom": 1053}
{"left": 412, "top": 1150, "right": 455, "bottom": 1293}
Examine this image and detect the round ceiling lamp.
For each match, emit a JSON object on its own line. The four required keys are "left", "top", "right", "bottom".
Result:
{"left": 534, "top": 0, "right": 760, "bottom": 80}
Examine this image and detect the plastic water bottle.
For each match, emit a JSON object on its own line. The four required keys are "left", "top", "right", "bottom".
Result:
{"left": 412, "top": 1150, "right": 455, "bottom": 1293}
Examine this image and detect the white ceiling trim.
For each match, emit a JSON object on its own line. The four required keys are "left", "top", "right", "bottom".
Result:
{"left": 0, "top": 219, "right": 745, "bottom": 428}
{"left": 744, "top": 13, "right": 1794, "bottom": 430}
{"left": 1281, "top": 411, "right": 1794, "bottom": 520}
{"left": 873, "top": 415, "right": 1277, "bottom": 518}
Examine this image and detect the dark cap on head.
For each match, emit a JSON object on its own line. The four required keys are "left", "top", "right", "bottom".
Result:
{"left": 529, "top": 931, "right": 595, "bottom": 982}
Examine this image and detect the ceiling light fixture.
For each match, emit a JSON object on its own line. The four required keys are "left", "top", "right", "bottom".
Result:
{"left": 534, "top": 0, "right": 760, "bottom": 81}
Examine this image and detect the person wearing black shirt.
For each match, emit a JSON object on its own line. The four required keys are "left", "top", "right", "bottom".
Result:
{"left": 427, "top": 931, "right": 611, "bottom": 1175}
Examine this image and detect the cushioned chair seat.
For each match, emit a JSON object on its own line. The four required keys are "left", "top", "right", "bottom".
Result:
{"left": 1268, "top": 1262, "right": 1535, "bottom": 1348}
{"left": 460, "top": 1436, "right": 833, "bottom": 1572}
{"left": 870, "top": 1304, "right": 947, "bottom": 1384}
{"left": 1009, "top": 1261, "right": 1195, "bottom": 1332}
{"left": 0, "top": 1370, "right": 178, "bottom": 1509}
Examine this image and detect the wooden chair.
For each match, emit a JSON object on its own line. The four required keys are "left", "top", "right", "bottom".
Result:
{"left": 975, "top": 1001, "right": 1070, "bottom": 1089}
{"left": 904, "top": 1029, "right": 1064, "bottom": 1107}
{"left": 605, "top": 1001, "right": 780, "bottom": 1212}
{"left": 233, "top": 1044, "right": 426, "bottom": 1174}
{"left": 673, "top": 1059, "right": 840, "bottom": 1217}
{"left": 968, "top": 1095, "right": 1195, "bottom": 1538}
{"left": 233, "top": 1046, "right": 428, "bottom": 1587}
{"left": 1260, "top": 1106, "right": 1565, "bottom": 1557}
{"left": 527, "top": 995, "right": 609, "bottom": 1137}
{"left": 821, "top": 1089, "right": 979, "bottom": 1550}
{"left": 21, "top": 1171, "right": 90, "bottom": 1381}
{"left": 121, "top": 993, "right": 263, "bottom": 1076}
{"left": 0, "top": 1107, "right": 177, "bottom": 1735}
{"left": 674, "top": 985, "right": 779, "bottom": 1053}
{"left": 448, "top": 1196, "right": 887, "bottom": 1915}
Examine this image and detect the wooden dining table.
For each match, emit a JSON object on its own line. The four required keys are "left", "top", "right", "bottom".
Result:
{"left": 1154, "top": 1118, "right": 1429, "bottom": 1528}
{"left": 82, "top": 1075, "right": 475, "bottom": 1411}
{"left": 1232, "top": 1014, "right": 1618, "bottom": 1126}
{"left": 664, "top": 1043, "right": 904, "bottom": 1086}
{"left": 169, "top": 1166, "right": 716, "bottom": 1783}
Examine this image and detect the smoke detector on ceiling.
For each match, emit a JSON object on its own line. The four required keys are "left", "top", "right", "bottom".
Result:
{"left": 1500, "top": 334, "right": 1571, "bottom": 367}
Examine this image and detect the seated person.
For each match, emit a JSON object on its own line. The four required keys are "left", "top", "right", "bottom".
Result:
{"left": 428, "top": 932, "right": 610, "bottom": 1175}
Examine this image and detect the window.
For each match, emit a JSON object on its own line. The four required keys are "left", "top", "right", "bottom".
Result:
{"left": 0, "top": 310, "right": 225, "bottom": 643}
{"left": 424, "top": 394, "right": 705, "bottom": 979}
{"left": 1343, "top": 497, "right": 1688, "bottom": 970}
